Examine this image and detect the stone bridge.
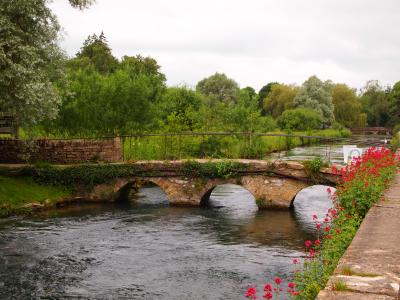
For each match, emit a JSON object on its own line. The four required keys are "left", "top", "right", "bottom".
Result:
{"left": 80, "top": 159, "right": 340, "bottom": 209}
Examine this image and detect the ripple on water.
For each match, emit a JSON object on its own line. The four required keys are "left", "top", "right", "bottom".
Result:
{"left": 0, "top": 181, "right": 333, "bottom": 299}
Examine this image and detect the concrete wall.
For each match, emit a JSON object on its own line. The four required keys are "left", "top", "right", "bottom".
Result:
{"left": 0, "top": 137, "right": 122, "bottom": 164}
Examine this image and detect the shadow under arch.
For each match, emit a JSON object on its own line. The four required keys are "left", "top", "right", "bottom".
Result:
{"left": 200, "top": 183, "right": 258, "bottom": 209}
{"left": 114, "top": 179, "right": 170, "bottom": 204}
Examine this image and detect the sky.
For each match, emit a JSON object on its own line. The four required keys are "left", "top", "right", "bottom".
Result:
{"left": 50, "top": 0, "right": 400, "bottom": 91}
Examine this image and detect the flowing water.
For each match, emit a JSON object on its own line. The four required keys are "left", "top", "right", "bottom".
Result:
{"left": 1, "top": 137, "right": 387, "bottom": 299}
{"left": 0, "top": 184, "right": 333, "bottom": 300}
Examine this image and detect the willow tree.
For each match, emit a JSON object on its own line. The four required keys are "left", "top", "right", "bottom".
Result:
{"left": 293, "top": 76, "right": 335, "bottom": 127}
{"left": 0, "top": 0, "right": 94, "bottom": 126}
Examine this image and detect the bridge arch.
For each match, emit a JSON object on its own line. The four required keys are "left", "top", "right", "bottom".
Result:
{"left": 289, "top": 184, "right": 336, "bottom": 210}
{"left": 200, "top": 183, "right": 257, "bottom": 208}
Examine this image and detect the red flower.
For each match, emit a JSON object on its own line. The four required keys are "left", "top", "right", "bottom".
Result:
{"left": 324, "top": 226, "right": 331, "bottom": 232}
{"left": 246, "top": 287, "right": 257, "bottom": 298}
{"left": 288, "top": 282, "right": 295, "bottom": 289}
{"left": 305, "top": 240, "right": 312, "bottom": 248}
{"left": 292, "top": 258, "right": 300, "bottom": 265}
{"left": 312, "top": 214, "right": 318, "bottom": 220}
{"left": 314, "top": 239, "right": 321, "bottom": 246}
{"left": 326, "top": 187, "right": 331, "bottom": 194}
{"left": 274, "top": 278, "right": 282, "bottom": 285}
{"left": 263, "top": 292, "right": 273, "bottom": 299}
{"left": 326, "top": 234, "right": 333, "bottom": 240}
{"left": 309, "top": 249, "right": 315, "bottom": 257}
{"left": 264, "top": 284, "right": 272, "bottom": 292}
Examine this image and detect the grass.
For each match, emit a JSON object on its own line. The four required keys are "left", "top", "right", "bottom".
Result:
{"left": 0, "top": 175, "right": 71, "bottom": 217}
{"left": 121, "top": 129, "right": 351, "bottom": 161}
{"left": 338, "top": 266, "right": 380, "bottom": 277}
{"left": 332, "top": 280, "right": 349, "bottom": 291}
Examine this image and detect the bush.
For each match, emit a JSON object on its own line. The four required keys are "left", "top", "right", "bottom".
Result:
{"left": 277, "top": 108, "right": 323, "bottom": 131}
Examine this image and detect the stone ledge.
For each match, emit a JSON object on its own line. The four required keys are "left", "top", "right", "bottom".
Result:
{"left": 317, "top": 173, "right": 400, "bottom": 300}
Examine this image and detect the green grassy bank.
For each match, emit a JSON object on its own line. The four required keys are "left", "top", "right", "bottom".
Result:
{"left": 0, "top": 175, "right": 71, "bottom": 217}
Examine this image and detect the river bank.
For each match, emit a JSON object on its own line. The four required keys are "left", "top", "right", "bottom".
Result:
{"left": 0, "top": 175, "right": 72, "bottom": 217}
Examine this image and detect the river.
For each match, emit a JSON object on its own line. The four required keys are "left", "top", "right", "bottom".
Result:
{"left": 0, "top": 137, "right": 387, "bottom": 299}
{"left": 0, "top": 183, "right": 333, "bottom": 299}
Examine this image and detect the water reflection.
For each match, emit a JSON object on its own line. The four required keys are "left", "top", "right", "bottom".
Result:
{"left": 0, "top": 183, "right": 334, "bottom": 299}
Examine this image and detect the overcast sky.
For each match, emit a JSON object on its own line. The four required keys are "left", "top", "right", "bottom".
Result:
{"left": 50, "top": 0, "right": 400, "bottom": 91}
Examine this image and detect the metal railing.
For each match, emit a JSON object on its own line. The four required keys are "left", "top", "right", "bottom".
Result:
{"left": 120, "top": 132, "right": 349, "bottom": 161}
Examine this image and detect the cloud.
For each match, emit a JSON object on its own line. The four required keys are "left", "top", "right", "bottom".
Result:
{"left": 50, "top": 0, "right": 400, "bottom": 90}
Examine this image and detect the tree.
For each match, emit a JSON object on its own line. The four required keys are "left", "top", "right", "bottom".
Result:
{"left": 293, "top": 76, "right": 335, "bottom": 126}
{"left": 0, "top": 0, "right": 93, "bottom": 126}
{"left": 159, "top": 87, "right": 202, "bottom": 131}
{"left": 196, "top": 73, "right": 240, "bottom": 104}
{"left": 258, "top": 82, "right": 278, "bottom": 113}
{"left": 277, "top": 108, "right": 323, "bottom": 131}
{"left": 263, "top": 84, "right": 298, "bottom": 118}
{"left": 75, "top": 32, "right": 118, "bottom": 74}
{"left": 331, "top": 84, "right": 366, "bottom": 128}
{"left": 388, "top": 81, "right": 400, "bottom": 126}
{"left": 360, "top": 80, "right": 390, "bottom": 127}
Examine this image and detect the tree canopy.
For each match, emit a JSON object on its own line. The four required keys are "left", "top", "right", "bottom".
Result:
{"left": 263, "top": 84, "right": 298, "bottom": 118}
{"left": 332, "top": 84, "right": 366, "bottom": 128}
{"left": 293, "top": 76, "right": 335, "bottom": 126}
{"left": 196, "top": 73, "right": 239, "bottom": 104}
{"left": 0, "top": 0, "right": 93, "bottom": 126}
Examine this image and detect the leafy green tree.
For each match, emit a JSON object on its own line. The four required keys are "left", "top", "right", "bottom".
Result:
{"left": 277, "top": 108, "right": 323, "bottom": 131}
{"left": 388, "top": 81, "right": 400, "bottom": 126}
{"left": 360, "top": 80, "right": 390, "bottom": 127}
{"left": 293, "top": 76, "right": 335, "bottom": 126}
{"left": 263, "top": 84, "right": 298, "bottom": 118}
{"left": 196, "top": 73, "right": 240, "bottom": 104}
{"left": 258, "top": 82, "right": 278, "bottom": 113}
{"left": 0, "top": 0, "right": 93, "bottom": 126}
{"left": 75, "top": 32, "right": 118, "bottom": 74}
{"left": 158, "top": 87, "right": 202, "bottom": 131}
{"left": 49, "top": 52, "right": 166, "bottom": 135}
{"left": 331, "top": 84, "right": 366, "bottom": 128}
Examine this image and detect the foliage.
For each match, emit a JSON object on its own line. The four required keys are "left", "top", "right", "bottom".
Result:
{"left": 158, "top": 86, "right": 202, "bottom": 131}
{"left": 293, "top": 147, "right": 397, "bottom": 299}
{"left": 263, "top": 84, "right": 298, "bottom": 118}
{"left": 277, "top": 108, "right": 323, "bottom": 131}
{"left": 122, "top": 129, "right": 349, "bottom": 161}
{"left": 331, "top": 84, "right": 366, "bottom": 128}
{"left": 388, "top": 81, "right": 400, "bottom": 126}
{"left": 45, "top": 55, "right": 166, "bottom": 135}
{"left": 182, "top": 160, "right": 247, "bottom": 179}
{"left": 0, "top": 175, "right": 71, "bottom": 217}
{"left": 75, "top": 32, "right": 119, "bottom": 74}
{"left": 360, "top": 80, "right": 390, "bottom": 127}
{"left": 258, "top": 82, "right": 278, "bottom": 113}
{"left": 294, "top": 76, "right": 335, "bottom": 127}
{"left": 245, "top": 147, "right": 397, "bottom": 299}
{"left": 0, "top": 0, "right": 92, "bottom": 127}
{"left": 196, "top": 72, "right": 240, "bottom": 104}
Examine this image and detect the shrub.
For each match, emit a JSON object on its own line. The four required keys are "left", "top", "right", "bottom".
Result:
{"left": 277, "top": 108, "right": 323, "bottom": 131}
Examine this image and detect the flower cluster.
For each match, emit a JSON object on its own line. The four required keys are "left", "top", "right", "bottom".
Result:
{"left": 245, "top": 146, "right": 398, "bottom": 299}
{"left": 245, "top": 278, "right": 299, "bottom": 299}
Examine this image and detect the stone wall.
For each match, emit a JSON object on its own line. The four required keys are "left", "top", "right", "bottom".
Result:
{"left": 0, "top": 137, "right": 122, "bottom": 164}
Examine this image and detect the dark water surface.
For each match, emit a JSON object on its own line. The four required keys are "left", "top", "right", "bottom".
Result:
{"left": 0, "top": 183, "right": 333, "bottom": 300}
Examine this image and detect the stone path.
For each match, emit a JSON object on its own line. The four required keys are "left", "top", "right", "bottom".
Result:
{"left": 317, "top": 172, "right": 400, "bottom": 299}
